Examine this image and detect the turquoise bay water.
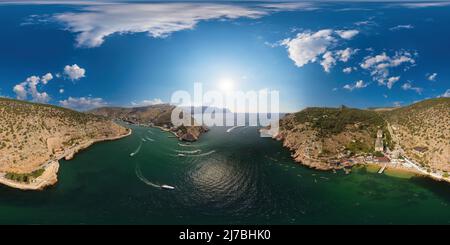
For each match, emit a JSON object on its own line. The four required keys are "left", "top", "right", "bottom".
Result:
{"left": 1, "top": 125, "right": 450, "bottom": 224}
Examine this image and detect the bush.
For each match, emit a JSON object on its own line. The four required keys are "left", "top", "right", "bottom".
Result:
{"left": 294, "top": 107, "right": 386, "bottom": 137}
{"left": 346, "top": 140, "right": 372, "bottom": 154}
{"left": 373, "top": 151, "right": 384, "bottom": 157}
{"left": 5, "top": 168, "right": 45, "bottom": 183}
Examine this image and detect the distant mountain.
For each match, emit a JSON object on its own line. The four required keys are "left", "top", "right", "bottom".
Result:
{"left": 89, "top": 104, "right": 175, "bottom": 127}
{"left": 0, "top": 97, "right": 129, "bottom": 188}
{"left": 181, "top": 106, "right": 232, "bottom": 114}
{"left": 89, "top": 104, "right": 208, "bottom": 142}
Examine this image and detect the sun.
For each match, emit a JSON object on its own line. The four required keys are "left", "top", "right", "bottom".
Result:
{"left": 218, "top": 78, "right": 234, "bottom": 92}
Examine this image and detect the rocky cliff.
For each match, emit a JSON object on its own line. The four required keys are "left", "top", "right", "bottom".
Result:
{"left": 273, "top": 106, "right": 391, "bottom": 170}
{"left": 273, "top": 98, "right": 449, "bottom": 173}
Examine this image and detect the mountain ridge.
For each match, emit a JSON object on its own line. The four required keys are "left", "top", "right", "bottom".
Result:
{"left": 89, "top": 104, "right": 209, "bottom": 142}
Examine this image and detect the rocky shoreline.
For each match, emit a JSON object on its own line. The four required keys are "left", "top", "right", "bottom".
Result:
{"left": 263, "top": 128, "right": 450, "bottom": 184}
{"left": 261, "top": 127, "right": 349, "bottom": 170}
{"left": 272, "top": 130, "right": 352, "bottom": 171}
{"left": 0, "top": 161, "right": 59, "bottom": 191}
{"left": 134, "top": 123, "right": 208, "bottom": 142}
{"left": 0, "top": 128, "right": 132, "bottom": 191}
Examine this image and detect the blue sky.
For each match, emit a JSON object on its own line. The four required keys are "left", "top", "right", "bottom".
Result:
{"left": 0, "top": 1, "right": 449, "bottom": 111}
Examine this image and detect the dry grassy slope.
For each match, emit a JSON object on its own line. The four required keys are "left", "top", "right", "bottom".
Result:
{"left": 0, "top": 98, "right": 128, "bottom": 173}
{"left": 382, "top": 98, "right": 450, "bottom": 171}
{"left": 276, "top": 106, "right": 390, "bottom": 170}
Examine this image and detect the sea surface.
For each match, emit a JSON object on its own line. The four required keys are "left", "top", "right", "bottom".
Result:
{"left": 1, "top": 125, "right": 450, "bottom": 224}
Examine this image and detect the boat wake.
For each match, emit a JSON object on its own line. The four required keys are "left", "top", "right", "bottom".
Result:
{"left": 135, "top": 164, "right": 160, "bottom": 188}
{"left": 172, "top": 150, "right": 215, "bottom": 157}
{"left": 178, "top": 143, "right": 195, "bottom": 147}
{"left": 135, "top": 164, "right": 176, "bottom": 190}
{"left": 226, "top": 126, "right": 244, "bottom": 133}
{"left": 190, "top": 150, "right": 216, "bottom": 157}
{"left": 175, "top": 149, "right": 202, "bottom": 154}
{"left": 146, "top": 137, "right": 155, "bottom": 142}
{"left": 130, "top": 142, "right": 142, "bottom": 157}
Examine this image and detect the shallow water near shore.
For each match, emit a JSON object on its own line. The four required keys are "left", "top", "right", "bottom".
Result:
{"left": 0, "top": 125, "right": 450, "bottom": 224}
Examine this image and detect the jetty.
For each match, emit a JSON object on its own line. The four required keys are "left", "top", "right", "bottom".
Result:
{"left": 378, "top": 164, "right": 387, "bottom": 174}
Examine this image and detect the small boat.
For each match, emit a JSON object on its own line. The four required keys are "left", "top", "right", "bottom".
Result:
{"left": 177, "top": 153, "right": 185, "bottom": 157}
{"left": 161, "top": 184, "right": 175, "bottom": 190}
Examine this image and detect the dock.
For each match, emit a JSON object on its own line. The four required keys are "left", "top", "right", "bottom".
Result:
{"left": 378, "top": 164, "right": 387, "bottom": 174}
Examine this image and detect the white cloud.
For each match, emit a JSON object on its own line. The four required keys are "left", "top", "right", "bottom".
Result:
{"left": 427, "top": 72, "right": 437, "bottom": 81}
{"left": 27, "top": 76, "right": 50, "bottom": 103}
{"left": 26, "top": 75, "right": 40, "bottom": 85}
{"left": 31, "top": 91, "right": 50, "bottom": 103}
{"left": 320, "top": 48, "right": 356, "bottom": 72}
{"left": 360, "top": 51, "right": 416, "bottom": 86}
{"left": 354, "top": 21, "right": 368, "bottom": 26}
{"left": 281, "top": 29, "right": 335, "bottom": 68}
{"left": 387, "top": 76, "right": 400, "bottom": 89}
{"left": 336, "top": 48, "right": 358, "bottom": 62}
{"left": 354, "top": 20, "right": 376, "bottom": 26}
{"left": 264, "top": 41, "right": 278, "bottom": 48}
{"left": 320, "top": 51, "right": 336, "bottom": 73}
{"left": 389, "top": 25, "right": 414, "bottom": 31}
{"left": 259, "top": 2, "right": 316, "bottom": 11}
{"left": 50, "top": 3, "right": 312, "bottom": 48}
{"left": 342, "top": 85, "right": 351, "bottom": 90}
{"left": 361, "top": 53, "right": 389, "bottom": 70}
{"left": 59, "top": 96, "right": 107, "bottom": 111}
{"left": 343, "top": 80, "right": 367, "bottom": 91}
{"left": 13, "top": 74, "right": 51, "bottom": 103}
{"left": 131, "top": 98, "right": 164, "bottom": 107}
{"left": 281, "top": 29, "right": 358, "bottom": 71}
{"left": 343, "top": 67, "right": 352, "bottom": 73}
{"left": 393, "top": 101, "right": 402, "bottom": 107}
{"left": 401, "top": 82, "right": 423, "bottom": 94}
{"left": 398, "top": 2, "right": 450, "bottom": 8}
{"left": 343, "top": 67, "right": 355, "bottom": 74}
{"left": 13, "top": 83, "right": 27, "bottom": 100}
{"left": 0, "top": 1, "right": 110, "bottom": 5}
{"left": 335, "top": 30, "right": 359, "bottom": 40}
{"left": 63, "top": 64, "right": 86, "bottom": 80}
{"left": 41, "top": 73, "right": 53, "bottom": 84}
{"left": 441, "top": 89, "right": 450, "bottom": 98}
